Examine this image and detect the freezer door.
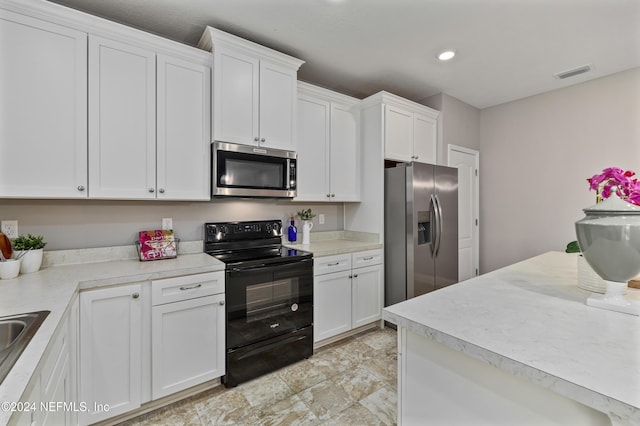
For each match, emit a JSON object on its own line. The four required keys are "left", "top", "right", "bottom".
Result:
{"left": 434, "top": 165, "right": 459, "bottom": 289}
{"left": 409, "top": 163, "right": 436, "bottom": 297}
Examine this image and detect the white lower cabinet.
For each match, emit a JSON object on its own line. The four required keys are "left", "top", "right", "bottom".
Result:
{"left": 79, "top": 283, "right": 143, "bottom": 425}
{"left": 10, "top": 297, "right": 78, "bottom": 426}
{"left": 79, "top": 272, "right": 225, "bottom": 424}
{"left": 151, "top": 272, "right": 225, "bottom": 399}
{"left": 10, "top": 376, "right": 40, "bottom": 426}
{"left": 313, "top": 250, "right": 383, "bottom": 342}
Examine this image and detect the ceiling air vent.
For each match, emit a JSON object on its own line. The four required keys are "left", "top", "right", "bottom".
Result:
{"left": 553, "top": 64, "right": 592, "bottom": 80}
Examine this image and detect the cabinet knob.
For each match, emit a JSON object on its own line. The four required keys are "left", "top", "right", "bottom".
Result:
{"left": 148, "top": 188, "right": 155, "bottom": 193}
{"left": 254, "top": 137, "right": 260, "bottom": 142}
{"left": 260, "top": 138, "right": 266, "bottom": 143}
{"left": 158, "top": 188, "right": 165, "bottom": 194}
{"left": 326, "top": 194, "right": 331, "bottom": 198}
{"left": 132, "top": 293, "right": 139, "bottom": 299}
{"left": 219, "top": 300, "right": 225, "bottom": 306}
{"left": 331, "top": 194, "right": 336, "bottom": 197}
{"left": 77, "top": 185, "right": 85, "bottom": 191}
{"left": 353, "top": 274, "right": 359, "bottom": 278}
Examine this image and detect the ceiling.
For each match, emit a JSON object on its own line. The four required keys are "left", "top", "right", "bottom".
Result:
{"left": 46, "top": 0, "right": 640, "bottom": 109}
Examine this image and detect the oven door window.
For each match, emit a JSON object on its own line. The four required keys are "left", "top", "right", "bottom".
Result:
{"left": 217, "top": 151, "right": 286, "bottom": 190}
{"left": 226, "top": 260, "right": 313, "bottom": 350}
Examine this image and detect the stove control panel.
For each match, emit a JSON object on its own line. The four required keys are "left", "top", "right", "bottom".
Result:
{"left": 205, "top": 220, "right": 282, "bottom": 242}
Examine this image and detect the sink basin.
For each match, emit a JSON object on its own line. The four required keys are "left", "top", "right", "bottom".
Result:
{"left": 0, "top": 311, "right": 49, "bottom": 384}
{"left": 0, "top": 320, "right": 26, "bottom": 351}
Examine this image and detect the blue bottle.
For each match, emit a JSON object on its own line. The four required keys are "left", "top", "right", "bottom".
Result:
{"left": 287, "top": 217, "right": 297, "bottom": 243}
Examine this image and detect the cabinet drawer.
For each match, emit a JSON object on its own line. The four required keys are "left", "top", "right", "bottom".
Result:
{"left": 314, "top": 253, "right": 351, "bottom": 275}
{"left": 352, "top": 249, "right": 383, "bottom": 268}
{"left": 152, "top": 271, "right": 224, "bottom": 306}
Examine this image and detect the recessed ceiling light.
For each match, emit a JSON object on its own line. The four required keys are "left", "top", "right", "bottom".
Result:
{"left": 437, "top": 50, "right": 456, "bottom": 61}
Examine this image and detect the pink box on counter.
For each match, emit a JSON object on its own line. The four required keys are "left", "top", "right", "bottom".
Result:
{"left": 138, "top": 229, "right": 177, "bottom": 261}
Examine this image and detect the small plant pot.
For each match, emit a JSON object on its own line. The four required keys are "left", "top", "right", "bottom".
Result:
{"left": 0, "top": 259, "right": 21, "bottom": 280}
{"left": 15, "top": 249, "right": 44, "bottom": 274}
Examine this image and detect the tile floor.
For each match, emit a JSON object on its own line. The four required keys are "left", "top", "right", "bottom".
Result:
{"left": 119, "top": 327, "right": 397, "bottom": 425}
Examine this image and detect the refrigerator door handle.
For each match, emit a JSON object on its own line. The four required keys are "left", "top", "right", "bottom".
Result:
{"left": 433, "top": 194, "right": 443, "bottom": 256}
{"left": 429, "top": 194, "right": 438, "bottom": 255}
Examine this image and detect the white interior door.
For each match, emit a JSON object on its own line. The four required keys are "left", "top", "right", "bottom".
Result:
{"left": 448, "top": 145, "right": 479, "bottom": 280}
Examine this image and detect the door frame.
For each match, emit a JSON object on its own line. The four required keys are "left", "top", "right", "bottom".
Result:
{"left": 447, "top": 144, "right": 480, "bottom": 278}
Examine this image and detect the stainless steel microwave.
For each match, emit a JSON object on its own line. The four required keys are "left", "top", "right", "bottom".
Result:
{"left": 212, "top": 142, "right": 297, "bottom": 198}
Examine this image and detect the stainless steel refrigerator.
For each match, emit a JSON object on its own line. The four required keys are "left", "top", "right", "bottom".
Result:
{"left": 384, "top": 162, "right": 458, "bottom": 306}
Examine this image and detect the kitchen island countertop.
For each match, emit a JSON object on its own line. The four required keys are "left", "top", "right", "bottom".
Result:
{"left": 0, "top": 250, "right": 224, "bottom": 424}
{"left": 383, "top": 251, "right": 640, "bottom": 424}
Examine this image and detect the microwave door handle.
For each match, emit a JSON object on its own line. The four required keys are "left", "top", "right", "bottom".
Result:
{"left": 286, "top": 159, "right": 291, "bottom": 189}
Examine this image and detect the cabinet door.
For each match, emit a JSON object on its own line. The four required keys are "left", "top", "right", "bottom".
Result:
{"left": 9, "top": 376, "right": 40, "bottom": 426}
{"left": 151, "top": 294, "right": 225, "bottom": 399}
{"left": 296, "top": 94, "right": 330, "bottom": 201}
{"left": 352, "top": 264, "right": 383, "bottom": 328}
{"left": 330, "top": 103, "right": 360, "bottom": 201}
{"left": 157, "top": 55, "right": 211, "bottom": 200}
{"left": 259, "top": 60, "right": 298, "bottom": 150}
{"left": 40, "top": 314, "right": 71, "bottom": 426}
{"left": 313, "top": 271, "right": 351, "bottom": 342}
{"left": 213, "top": 46, "right": 259, "bottom": 145}
{"left": 413, "top": 112, "right": 437, "bottom": 164}
{"left": 88, "top": 36, "right": 156, "bottom": 199}
{"left": 384, "top": 105, "right": 413, "bottom": 162}
{"left": 80, "top": 283, "right": 142, "bottom": 424}
{"left": 0, "top": 10, "right": 87, "bottom": 198}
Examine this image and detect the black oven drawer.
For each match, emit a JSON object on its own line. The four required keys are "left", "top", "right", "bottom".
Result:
{"left": 224, "top": 325, "right": 313, "bottom": 387}
{"left": 227, "top": 300, "right": 312, "bottom": 349}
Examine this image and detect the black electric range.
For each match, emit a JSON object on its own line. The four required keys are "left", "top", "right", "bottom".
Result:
{"left": 203, "top": 220, "right": 314, "bottom": 387}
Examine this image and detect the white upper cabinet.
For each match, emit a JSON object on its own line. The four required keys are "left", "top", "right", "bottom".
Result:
{"left": 371, "top": 92, "right": 438, "bottom": 164}
{"left": 1, "top": 1, "right": 212, "bottom": 200}
{"left": 296, "top": 82, "right": 360, "bottom": 202}
{"left": 213, "top": 46, "right": 259, "bottom": 146}
{"left": 199, "top": 26, "right": 304, "bottom": 151}
{"left": 156, "top": 54, "right": 211, "bottom": 200}
{"left": 88, "top": 35, "right": 157, "bottom": 199}
{"left": 88, "top": 37, "right": 211, "bottom": 200}
{"left": 0, "top": 10, "right": 88, "bottom": 198}
{"left": 412, "top": 111, "right": 437, "bottom": 164}
{"left": 297, "top": 94, "right": 331, "bottom": 200}
{"left": 384, "top": 105, "right": 413, "bottom": 162}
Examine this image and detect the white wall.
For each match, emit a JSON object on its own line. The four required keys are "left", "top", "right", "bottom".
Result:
{"left": 0, "top": 199, "right": 344, "bottom": 250}
{"left": 422, "top": 93, "right": 481, "bottom": 164}
{"left": 479, "top": 67, "right": 640, "bottom": 272}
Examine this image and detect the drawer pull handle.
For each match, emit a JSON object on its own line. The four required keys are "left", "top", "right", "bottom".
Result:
{"left": 328, "top": 262, "right": 340, "bottom": 266}
{"left": 179, "top": 284, "right": 202, "bottom": 291}
{"left": 270, "top": 323, "right": 280, "bottom": 329}
{"left": 363, "top": 256, "right": 374, "bottom": 260}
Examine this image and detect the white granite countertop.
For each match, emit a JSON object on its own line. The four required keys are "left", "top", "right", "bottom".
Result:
{"left": 0, "top": 249, "right": 224, "bottom": 424}
{"left": 383, "top": 251, "right": 640, "bottom": 424}
{"left": 282, "top": 231, "right": 382, "bottom": 257}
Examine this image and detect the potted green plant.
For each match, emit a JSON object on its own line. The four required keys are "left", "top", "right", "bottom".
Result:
{"left": 12, "top": 234, "right": 47, "bottom": 274}
{"left": 296, "top": 209, "right": 316, "bottom": 245}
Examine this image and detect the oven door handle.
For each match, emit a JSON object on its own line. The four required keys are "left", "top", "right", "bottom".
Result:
{"left": 229, "top": 259, "right": 312, "bottom": 273}
{"left": 229, "top": 263, "right": 269, "bottom": 272}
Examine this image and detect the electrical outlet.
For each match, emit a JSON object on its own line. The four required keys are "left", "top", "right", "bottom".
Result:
{"left": 1, "top": 220, "right": 18, "bottom": 239}
{"left": 318, "top": 214, "right": 325, "bottom": 225}
{"left": 162, "top": 218, "right": 173, "bottom": 230}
